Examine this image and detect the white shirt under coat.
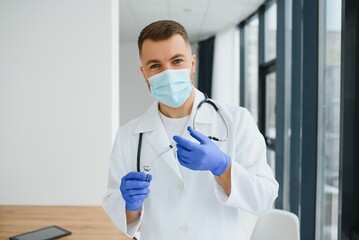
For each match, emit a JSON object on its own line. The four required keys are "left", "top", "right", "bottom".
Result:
{"left": 102, "top": 88, "right": 279, "bottom": 240}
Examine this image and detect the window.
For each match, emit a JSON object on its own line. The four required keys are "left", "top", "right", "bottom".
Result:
{"left": 265, "top": 72, "right": 276, "bottom": 140}
{"left": 244, "top": 16, "right": 259, "bottom": 123}
{"left": 267, "top": 149, "right": 276, "bottom": 177}
{"left": 260, "top": 66, "right": 276, "bottom": 175}
{"left": 265, "top": 3, "right": 277, "bottom": 62}
{"left": 260, "top": 2, "right": 277, "bottom": 177}
{"left": 240, "top": 0, "right": 282, "bottom": 208}
{"left": 316, "top": 0, "right": 342, "bottom": 239}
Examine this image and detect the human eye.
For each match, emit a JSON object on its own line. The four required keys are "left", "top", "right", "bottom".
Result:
{"left": 172, "top": 59, "right": 184, "bottom": 65}
{"left": 149, "top": 63, "right": 160, "bottom": 69}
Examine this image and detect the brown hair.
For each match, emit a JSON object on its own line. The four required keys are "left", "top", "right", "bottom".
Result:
{"left": 138, "top": 20, "right": 190, "bottom": 56}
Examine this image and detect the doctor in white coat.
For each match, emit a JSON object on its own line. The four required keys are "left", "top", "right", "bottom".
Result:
{"left": 103, "top": 20, "right": 279, "bottom": 240}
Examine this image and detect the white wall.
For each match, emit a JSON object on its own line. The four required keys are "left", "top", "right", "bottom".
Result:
{"left": 120, "top": 43, "right": 153, "bottom": 126}
{"left": 0, "top": 0, "right": 119, "bottom": 205}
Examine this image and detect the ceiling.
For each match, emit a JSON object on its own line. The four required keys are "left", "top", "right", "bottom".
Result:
{"left": 120, "top": 0, "right": 264, "bottom": 43}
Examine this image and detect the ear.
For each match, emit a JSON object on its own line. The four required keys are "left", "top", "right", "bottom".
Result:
{"left": 191, "top": 54, "right": 196, "bottom": 74}
{"left": 140, "top": 66, "right": 151, "bottom": 91}
{"left": 190, "top": 54, "right": 197, "bottom": 81}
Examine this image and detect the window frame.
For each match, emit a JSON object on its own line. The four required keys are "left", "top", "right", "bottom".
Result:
{"left": 239, "top": 0, "right": 287, "bottom": 210}
{"left": 339, "top": 0, "right": 359, "bottom": 238}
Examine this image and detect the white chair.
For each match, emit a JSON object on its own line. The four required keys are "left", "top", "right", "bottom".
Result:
{"left": 250, "top": 209, "right": 300, "bottom": 240}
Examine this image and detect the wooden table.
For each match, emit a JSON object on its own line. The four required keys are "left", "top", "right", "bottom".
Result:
{"left": 0, "top": 206, "right": 132, "bottom": 240}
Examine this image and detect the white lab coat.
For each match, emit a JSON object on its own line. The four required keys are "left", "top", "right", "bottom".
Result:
{"left": 103, "top": 88, "right": 279, "bottom": 240}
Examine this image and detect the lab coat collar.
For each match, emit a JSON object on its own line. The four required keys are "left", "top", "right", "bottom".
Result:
{"left": 134, "top": 87, "right": 212, "bottom": 134}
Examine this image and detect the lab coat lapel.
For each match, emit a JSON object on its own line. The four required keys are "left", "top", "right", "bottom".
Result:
{"left": 148, "top": 124, "right": 185, "bottom": 183}
{"left": 135, "top": 101, "right": 184, "bottom": 183}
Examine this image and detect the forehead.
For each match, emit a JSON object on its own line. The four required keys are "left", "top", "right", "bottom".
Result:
{"left": 140, "top": 34, "right": 190, "bottom": 62}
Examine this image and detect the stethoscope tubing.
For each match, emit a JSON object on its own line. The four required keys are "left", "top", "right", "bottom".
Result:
{"left": 192, "top": 94, "right": 229, "bottom": 142}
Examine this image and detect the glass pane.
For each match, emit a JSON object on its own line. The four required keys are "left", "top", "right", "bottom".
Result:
{"left": 282, "top": 0, "right": 292, "bottom": 212}
{"left": 244, "top": 17, "right": 259, "bottom": 123}
{"left": 317, "top": 0, "right": 341, "bottom": 239}
{"left": 265, "top": 72, "right": 276, "bottom": 139}
{"left": 267, "top": 148, "right": 276, "bottom": 177}
{"left": 265, "top": 3, "right": 277, "bottom": 62}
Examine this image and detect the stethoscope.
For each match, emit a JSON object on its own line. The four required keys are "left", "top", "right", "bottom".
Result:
{"left": 136, "top": 93, "right": 229, "bottom": 173}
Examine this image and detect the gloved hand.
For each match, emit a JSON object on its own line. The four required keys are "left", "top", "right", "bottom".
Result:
{"left": 173, "top": 126, "right": 231, "bottom": 176}
{"left": 120, "top": 172, "right": 152, "bottom": 211}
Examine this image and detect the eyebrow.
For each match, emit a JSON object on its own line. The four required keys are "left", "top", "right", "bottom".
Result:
{"left": 145, "top": 54, "right": 186, "bottom": 66}
{"left": 170, "top": 54, "right": 186, "bottom": 60}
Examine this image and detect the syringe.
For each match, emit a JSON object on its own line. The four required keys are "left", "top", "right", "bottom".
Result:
{"left": 153, "top": 143, "right": 176, "bottom": 161}
{"left": 142, "top": 144, "right": 175, "bottom": 180}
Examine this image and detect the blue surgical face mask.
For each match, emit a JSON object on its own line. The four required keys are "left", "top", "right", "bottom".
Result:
{"left": 148, "top": 68, "right": 193, "bottom": 108}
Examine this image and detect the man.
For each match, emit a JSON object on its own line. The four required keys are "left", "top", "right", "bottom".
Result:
{"left": 103, "top": 20, "right": 278, "bottom": 240}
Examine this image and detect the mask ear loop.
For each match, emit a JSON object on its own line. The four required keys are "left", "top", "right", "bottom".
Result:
{"left": 143, "top": 71, "right": 156, "bottom": 95}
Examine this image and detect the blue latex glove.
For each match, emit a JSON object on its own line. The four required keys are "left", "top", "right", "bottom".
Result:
{"left": 173, "top": 126, "right": 231, "bottom": 176}
{"left": 120, "top": 172, "right": 152, "bottom": 211}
